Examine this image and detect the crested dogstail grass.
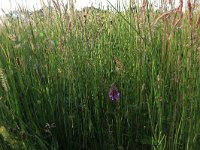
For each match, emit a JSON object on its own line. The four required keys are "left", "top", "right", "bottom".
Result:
{"left": 0, "top": 1, "right": 200, "bottom": 150}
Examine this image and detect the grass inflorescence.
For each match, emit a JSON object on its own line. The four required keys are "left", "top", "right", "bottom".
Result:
{"left": 0, "top": 1, "right": 200, "bottom": 149}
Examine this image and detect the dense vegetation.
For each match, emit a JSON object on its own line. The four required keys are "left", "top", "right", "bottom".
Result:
{"left": 0, "top": 1, "right": 200, "bottom": 150}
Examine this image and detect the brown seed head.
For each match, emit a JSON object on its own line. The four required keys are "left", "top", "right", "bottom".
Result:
{"left": 187, "top": 0, "right": 192, "bottom": 25}
{"left": 196, "top": 15, "right": 200, "bottom": 28}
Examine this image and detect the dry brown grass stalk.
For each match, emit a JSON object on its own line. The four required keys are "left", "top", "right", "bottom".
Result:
{"left": 196, "top": 15, "right": 200, "bottom": 28}
{"left": 154, "top": 12, "right": 171, "bottom": 25}
{"left": 187, "top": 0, "right": 193, "bottom": 25}
{"left": 142, "top": 0, "right": 146, "bottom": 16}
{"left": 172, "top": 8, "right": 183, "bottom": 28}
{"left": 178, "top": 0, "right": 183, "bottom": 11}
{"left": 173, "top": 13, "right": 183, "bottom": 27}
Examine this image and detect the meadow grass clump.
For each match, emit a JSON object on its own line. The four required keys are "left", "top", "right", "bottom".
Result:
{"left": 0, "top": 1, "right": 200, "bottom": 150}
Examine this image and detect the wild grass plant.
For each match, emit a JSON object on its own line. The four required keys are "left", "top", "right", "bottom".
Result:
{"left": 0, "top": 0, "right": 200, "bottom": 149}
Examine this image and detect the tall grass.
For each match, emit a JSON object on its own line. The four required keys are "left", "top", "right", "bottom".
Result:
{"left": 0, "top": 1, "right": 200, "bottom": 149}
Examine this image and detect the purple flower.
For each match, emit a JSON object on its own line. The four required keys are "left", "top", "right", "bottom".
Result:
{"left": 109, "top": 84, "right": 120, "bottom": 101}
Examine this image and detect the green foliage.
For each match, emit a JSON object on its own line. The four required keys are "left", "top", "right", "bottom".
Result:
{"left": 0, "top": 4, "right": 199, "bottom": 150}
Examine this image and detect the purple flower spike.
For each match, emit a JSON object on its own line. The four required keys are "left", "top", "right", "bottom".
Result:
{"left": 109, "top": 84, "right": 120, "bottom": 101}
